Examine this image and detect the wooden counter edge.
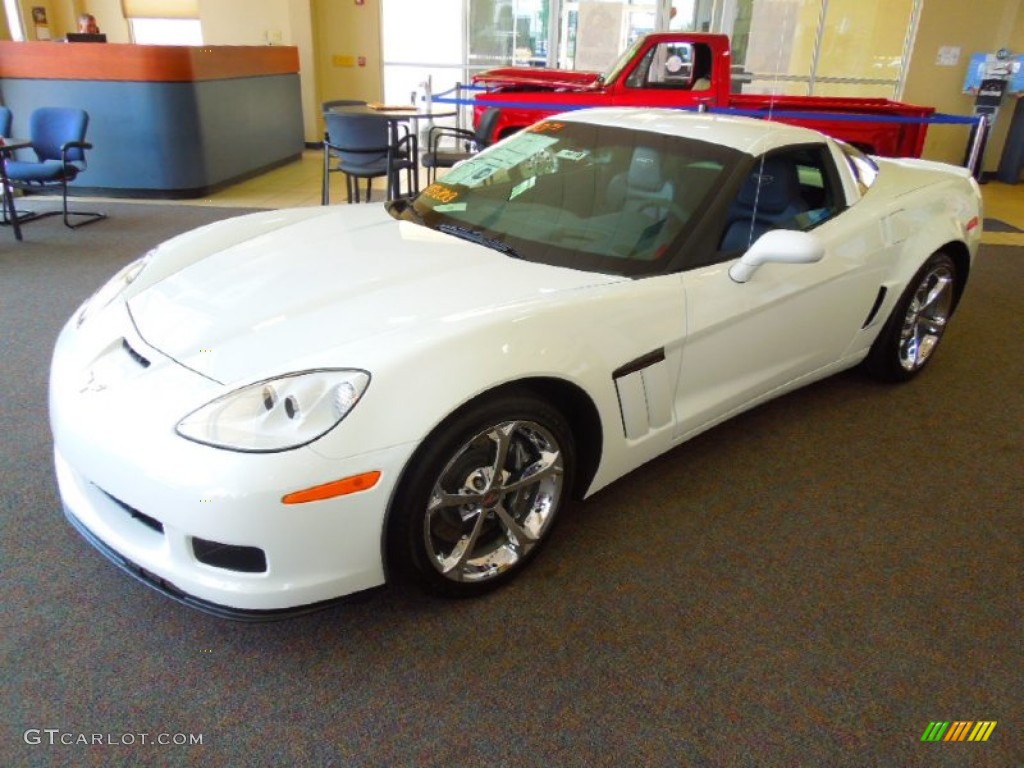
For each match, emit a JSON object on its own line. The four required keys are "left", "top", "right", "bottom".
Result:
{"left": 0, "top": 42, "right": 299, "bottom": 82}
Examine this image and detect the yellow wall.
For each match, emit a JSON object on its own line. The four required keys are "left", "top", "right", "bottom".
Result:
{"left": 197, "top": 0, "right": 319, "bottom": 143}
{"left": 311, "top": 0, "right": 383, "bottom": 105}
{"left": 904, "top": 0, "right": 1024, "bottom": 171}
{"left": 200, "top": 0, "right": 293, "bottom": 45}
{"left": 83, "top": 0, "right": 131, "bottom": 42}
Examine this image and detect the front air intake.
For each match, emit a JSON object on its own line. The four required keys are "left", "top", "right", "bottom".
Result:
{"left": 191, "top": 538, "right": 267, "bottom": 573}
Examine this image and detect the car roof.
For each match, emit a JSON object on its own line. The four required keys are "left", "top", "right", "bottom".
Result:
{"left": 557, "top": 107, "right": 828, "bottom": 157}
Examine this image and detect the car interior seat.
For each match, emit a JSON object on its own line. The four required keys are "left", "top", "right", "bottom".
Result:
{"left": 691, "top": 44, "right": 712, "bottom": 90}
{"left": 720, "top": 156, "right": 807, "bottom": 251}
{"left": 606, "top": 146, "right": 675, "bottom": 220}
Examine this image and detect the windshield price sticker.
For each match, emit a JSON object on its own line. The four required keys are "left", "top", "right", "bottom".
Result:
{"left": 422, "top": 183, "right": 459, "bottom": 204}
{"left": 528, "top": 121, "right": 566, "bottom": 134}
{"left": 442, "top": 133, "right": 560, "bottom": 187}
{"left": 556, "top": 149, "right": 588, "bottom": 162}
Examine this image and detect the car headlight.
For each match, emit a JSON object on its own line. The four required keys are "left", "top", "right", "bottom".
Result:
{"left": 175, "top": 369, "right": 370, "bottom": 452}
{"left": 76, "top": 253, "right": 151, "bottom": 328}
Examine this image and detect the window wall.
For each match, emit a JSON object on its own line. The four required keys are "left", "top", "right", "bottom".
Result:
{"left": 381, "top": 0, "right": 463, "bottom": 105}
{"left": 381, "top": 0, "right": 922, "bottom": 104}
{"left": 723, "top": 0, "right": 920, "bottom": 98}
{"left": 382, "top": 0, "right": 695, "bottom": 102}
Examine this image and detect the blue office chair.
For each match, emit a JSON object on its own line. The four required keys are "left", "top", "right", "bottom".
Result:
{"left": 321, "top": 100, "right": 366, "bottom": 203}
{"left": 4, "top": 107, "right": 106, "bottom": 229}
{"left": 322, "top": 111, "right": 416, "bottom": 204}
{"left": 0, "top": 106, "right": 11, "bottom": 138}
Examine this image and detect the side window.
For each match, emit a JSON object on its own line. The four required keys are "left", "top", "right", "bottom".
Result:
{"left": 625, "top": 43, "right": 711, "bottom": 91}
{"left": 838, "top": 141, "right": 879, "bottom": 197}
{"left": 719, "top": 145, "right": 845, "bottom": 252}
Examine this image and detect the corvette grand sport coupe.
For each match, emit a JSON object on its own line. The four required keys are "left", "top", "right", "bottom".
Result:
{"left": 51, "top": 109, "right": 982, "bottom": 618}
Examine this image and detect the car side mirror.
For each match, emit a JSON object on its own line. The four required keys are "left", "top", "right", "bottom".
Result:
{"left": 728, "top": 229, "right": 825, "bottom": 283}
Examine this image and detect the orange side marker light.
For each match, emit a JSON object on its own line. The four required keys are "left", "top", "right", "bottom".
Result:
{"left": 966, "top": 216, "right": 979, "bottom": 232}
{"left": 282, "top": 471, "right": 382, "bottom": 505}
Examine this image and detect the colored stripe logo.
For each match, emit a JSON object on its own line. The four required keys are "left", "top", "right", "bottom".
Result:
{"left": 921, "top": 721, "right": 997, "bottom": 742}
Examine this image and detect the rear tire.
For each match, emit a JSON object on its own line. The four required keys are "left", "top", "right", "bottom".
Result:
{"left": 386, "top": 393, "right": 575, "bottom": 597}
{"left": 864, "top": 252, "right": 958, "bottom": 382}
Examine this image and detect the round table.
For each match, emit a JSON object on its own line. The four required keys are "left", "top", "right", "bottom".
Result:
{"left": 326, "top": 103, "right": 459, "bottom": 199}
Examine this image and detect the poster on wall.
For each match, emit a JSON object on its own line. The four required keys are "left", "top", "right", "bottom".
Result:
{"left": 574, "top": 2, "right": 627, "bottom": 72}
{"left": 31, "top": 6, "right": 51, "bottom": 40}
{"left": 962, "top": 52, "right": 1024, "bottom": 95}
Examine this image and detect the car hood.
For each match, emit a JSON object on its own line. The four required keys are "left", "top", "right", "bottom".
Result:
{"left": 473, "top": 66, "right": 603, "bottom": 91}
{"left": 128, "top": 205, "right": 618, "bottom": 384}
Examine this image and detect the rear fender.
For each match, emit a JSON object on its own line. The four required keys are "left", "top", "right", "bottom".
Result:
{"left": 877, "top": 198, "right": 978, "bottom": 317}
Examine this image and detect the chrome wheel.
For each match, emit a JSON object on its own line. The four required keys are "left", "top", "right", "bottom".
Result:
{"left": 864, "top": 252, "right": 960, "bottom": 382}
{"left": 424, "top": 419, "right": 565, "bottom": 583}
{"left": 897, "top": 262, "right": 955, "bottom": 372}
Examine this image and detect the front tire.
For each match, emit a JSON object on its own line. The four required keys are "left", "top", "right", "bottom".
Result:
{"left": 387, "top": 393, "right": 575, "bottom": 597}
{"left": 865, "top": 252, "right": 958, "bottom": 382}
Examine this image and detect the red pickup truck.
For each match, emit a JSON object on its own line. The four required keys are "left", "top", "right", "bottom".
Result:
{"left": 472, "top": 33, "right": 933, "bottom": 158}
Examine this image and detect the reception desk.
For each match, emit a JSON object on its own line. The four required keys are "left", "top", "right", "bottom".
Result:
{"left": 0, "top": 42, "right": 305, "bottom": 197}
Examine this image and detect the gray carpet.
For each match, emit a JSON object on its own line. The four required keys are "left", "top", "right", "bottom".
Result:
{"left": 1, "top": 204, "right": 1020, "bottom": 767}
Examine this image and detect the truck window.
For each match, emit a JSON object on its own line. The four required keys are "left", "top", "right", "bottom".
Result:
{"left": 626, "top": 42, "right": 712, "bottom": 92}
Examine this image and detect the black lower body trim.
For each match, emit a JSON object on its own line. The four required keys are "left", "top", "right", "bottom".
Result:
{"left": 62, "top": 505, "right": 381, "bottom": 622}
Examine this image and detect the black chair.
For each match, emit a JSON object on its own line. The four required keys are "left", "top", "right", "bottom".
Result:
{"left": 4, "top": 107, "right": 105, "bottom": 229}
{"left": 422, "top": 107, "right": 501, "bottom": 184}
{"left": 322, "top": 111, "right": 416, "bottom": 204}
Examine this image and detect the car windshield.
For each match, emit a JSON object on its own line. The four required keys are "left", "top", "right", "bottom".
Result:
{"left": 407, "top": 119, "right": 739, "bottom": 277}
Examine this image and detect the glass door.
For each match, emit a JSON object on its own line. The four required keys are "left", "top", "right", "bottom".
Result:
{"left": 468, "top": 0, "right": 555, "bottom": 75}
{"left": 381, "top": 0, "right": 465, "bottom": 106}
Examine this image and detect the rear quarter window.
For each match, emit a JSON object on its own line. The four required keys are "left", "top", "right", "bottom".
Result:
{"left": 839, "top": 142, "right": 879, "bottom": 196}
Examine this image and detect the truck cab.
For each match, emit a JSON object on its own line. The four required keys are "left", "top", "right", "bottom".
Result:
{"left": 471, "top": 33, "right": 933, "bottom": 158}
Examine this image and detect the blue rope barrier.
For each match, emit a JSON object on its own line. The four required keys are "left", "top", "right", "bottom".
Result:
{"left": 430, "top": 93, "right": 980, "bottom": 127}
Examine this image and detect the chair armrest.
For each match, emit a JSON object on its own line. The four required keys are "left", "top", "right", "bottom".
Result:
{"left": 61, "top": 140, "right": 94, "bottom": 153}
{"left": 426, "top": 125, "right": 476, "bottom": 154}
{"left": 395, "top": 132, "right": 417, "bottom": 154}
{"left": 60, "top": 140, "right": 94, "bottom": 167}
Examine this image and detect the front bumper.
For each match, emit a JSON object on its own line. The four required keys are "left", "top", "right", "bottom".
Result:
{"left": 54, "top": 441, "right": 412, "bottom": 616}
{"left": 50, "top": 304, "right": 417, "bottom": 616}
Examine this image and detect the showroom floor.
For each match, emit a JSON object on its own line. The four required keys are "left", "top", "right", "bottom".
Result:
{"left": 172, "top": 148, "right": 1024, "bottom": 247}
{"left": 3, "top": 150, "right": 1020, "bottom": 767}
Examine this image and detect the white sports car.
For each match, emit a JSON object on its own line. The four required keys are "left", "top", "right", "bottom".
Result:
{"left": 50, "top": 109, "right": 982, "bottom": 618}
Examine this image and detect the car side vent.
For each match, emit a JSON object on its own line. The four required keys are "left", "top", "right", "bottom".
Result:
{"left": 192, "top": 538, "right": 268, "bottom": 573}
{"left": 121, "top": 339, "right": 151, "bottom": 368}
{"left": 862, "top": 286, "right": 888, "bottom": 329}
